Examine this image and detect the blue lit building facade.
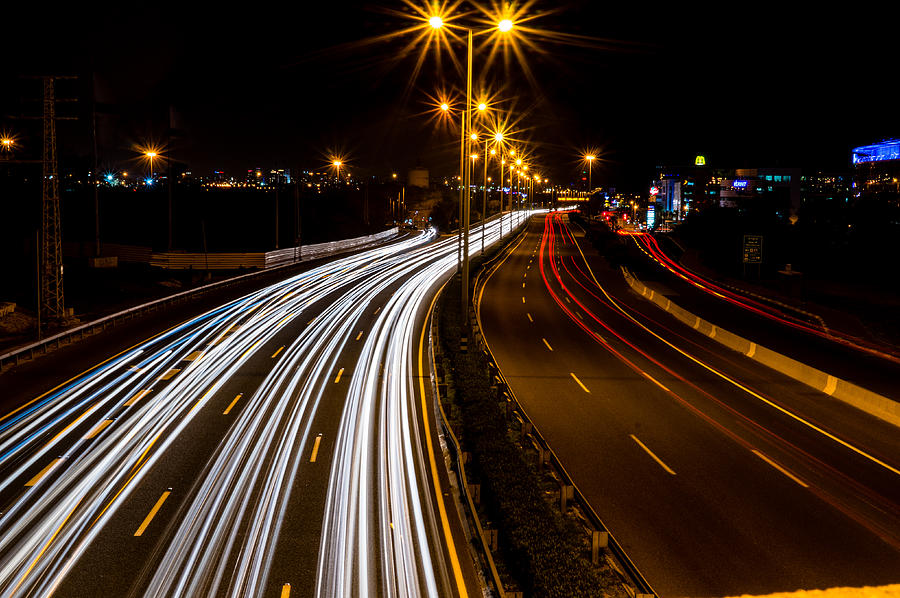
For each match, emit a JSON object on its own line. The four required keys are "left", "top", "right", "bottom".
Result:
{"left": 852, "top": 139, "right": 900, "bottom": 165}
{"left": 852, "top": 139, "right": 900, "bottom": 200}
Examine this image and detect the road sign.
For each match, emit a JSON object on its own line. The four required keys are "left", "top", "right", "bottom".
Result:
{"left": 743, "top": 235, "right": 762, "bottom": 264}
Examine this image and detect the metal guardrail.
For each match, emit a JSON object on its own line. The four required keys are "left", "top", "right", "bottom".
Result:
{"left": 428, "top": 217, "right": 534, "bottom": 598}
{"left": 0, "top": 228, "right": 400, "bottom": 371}
{"left": 471, "top": 218, "right": 657, "bottom": 598}
{"left": 145, "top": 228, "right": 399, "bottom": 270}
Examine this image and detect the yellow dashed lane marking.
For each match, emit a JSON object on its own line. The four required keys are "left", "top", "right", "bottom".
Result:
{"left": 134, "top": 490, "right": 172, "bottom": 536}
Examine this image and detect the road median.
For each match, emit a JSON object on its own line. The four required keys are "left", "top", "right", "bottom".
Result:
{"left": 622, "top": 267, "right": 900, "bottom": 428}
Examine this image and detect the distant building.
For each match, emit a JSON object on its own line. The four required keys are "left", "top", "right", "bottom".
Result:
{"left": 851, "top": 139, "right": 900, "bottom": 200}
{"left": 719, "top": 167, "right": 801, "bottom": 219}
{"left": 800, "top": 171, "right": 851, "bottom": 204}
{"left": 408, "top": 167, "right": 429, "bottom": 188}
{"left": 267, "top": 168, "right": 291, "bottom": 185}
{"left": 651, "top": 155, "right": 720, "bottom": 223}
{"left": 247, "top": 168, "right": 263, "bottom": 185}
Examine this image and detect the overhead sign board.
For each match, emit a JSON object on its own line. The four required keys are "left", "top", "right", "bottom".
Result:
{"left": 743, "top": 235, "right": 763, "bottom": 264}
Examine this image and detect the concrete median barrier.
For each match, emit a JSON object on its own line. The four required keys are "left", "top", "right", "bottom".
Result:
{"left": 622, "top": 267, "right": 900, "bottom": 428}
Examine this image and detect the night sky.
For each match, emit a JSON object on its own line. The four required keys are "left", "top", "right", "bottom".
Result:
{"left": 3, "top": 1, "right": 894, "bottom": 190}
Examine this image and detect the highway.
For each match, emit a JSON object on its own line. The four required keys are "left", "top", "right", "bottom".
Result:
{"left": 0, "top": 213, "right": 525, "bottom": 598}
{"left": 479, "top": 211, "right": 900, "bottom": 596}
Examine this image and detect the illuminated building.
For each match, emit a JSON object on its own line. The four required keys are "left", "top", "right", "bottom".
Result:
{"left": 718, "top": 168, "right": 801, "bottom": 220}
{"left": 651, "top": 155, "right": 720, "bottom": 222}
{"left": 247, "top": 168, "right": 263, "bottom": 185}
{"left": 268, "top": 168, "right": 291, "bottom": 185}
{"left": 800, "top": 171, "right": 851, "bottom": 204}
{"left": 851, "top": 139, "right": 900, "bottom": 200}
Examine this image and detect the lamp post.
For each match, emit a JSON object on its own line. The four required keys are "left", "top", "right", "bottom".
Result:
{"left": 585, "top": 154, "right": 595, "bottom": 215}
{"left": 333, "top": 160, "right": 342, "bottom": 183}
{"left": 462, "top": 28, "right": 473, "bottom": 319}
{"left": 515, "top": 158, "right": 523, "bottom": 226}
{"left": 428, "top": 16, "right": 514, "bottom": 322}
{"left": 472, "top": 129, "right": 502, "bottom": 254}
{"left": 508, "top": 150, "right": 516, "bottom": 226}
{"left": 483, "top": 143, "right": 490, "bottom": 254}
{"left": 585, "top": 154, "right": 595, "bottom": 195}
{"left": 490, "top": 130, "right": 503, "bottom": 233}
{"left": 499, "top": 157, "right": 506, "bottom": 237}
{"left": 145, "top": 151, "right": 156, "bottom": 183}
{"left": 509, "top": 162, "right": 515, "bottom": 225}
{"left": 438, "top": 96, "right": 462, "bottom": 270}
{"left": 522, "top": 165, "right": 528, "bottom": 221}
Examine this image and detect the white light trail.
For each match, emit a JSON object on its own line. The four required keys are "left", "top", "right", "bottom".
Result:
{"left": 0, "top": 214, "right": 535, "bottom": 597}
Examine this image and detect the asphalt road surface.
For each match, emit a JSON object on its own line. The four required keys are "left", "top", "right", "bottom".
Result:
{"left": 0, "top": 214, "right": 527, "bottom": 598}
{"left": 478, "top": 212, "right": 900, "bottom": 597}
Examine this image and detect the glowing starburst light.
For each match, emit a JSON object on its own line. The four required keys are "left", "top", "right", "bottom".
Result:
{"left": 134, "top": 143, "right": 166, "bottom": 177}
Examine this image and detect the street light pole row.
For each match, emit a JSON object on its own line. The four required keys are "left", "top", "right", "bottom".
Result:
{"left": 462, "top": 28, "right": 473, "bottom": 321}
{"left": 430, "top": 15, "right": 529, "bottom": 321}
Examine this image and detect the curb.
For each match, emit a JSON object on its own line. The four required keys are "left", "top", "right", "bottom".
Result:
{"left": 622, "top": 267, "right": 900, "bottom": 428}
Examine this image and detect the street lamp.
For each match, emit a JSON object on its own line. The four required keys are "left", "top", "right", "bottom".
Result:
{"left": 517, "top": 170, "right": 523, "bottom": 224}
{"left": 507, "top": 150, "right": 515, "bottom": 219}
{"left": 509, "top": 162, "right": 516, "bottom": 222}
{"left": 145, "top": 151, "right": 157, "bottom": 182}
{"left": 333, "top": 160, "right": 342, "bottom": 183}
{"left": 585, "top": 154, "right": 595, "bottom": 211}
{"left": 585, "top": 154, "right": 595, "bottom": 195}
{"left": 499, "top": 157, "right": 506, "bottom": 236}
{"left": 468, "top": 127, "right": 506, "bottom": 251}
{"left": 429, "top": 15, "right": 514, "bottom": 321}
{"left": 515, "top": 158, "right": 523, "bottom": 222}
{"left": 491, "top": 133, "right": 504, "bottom": 233}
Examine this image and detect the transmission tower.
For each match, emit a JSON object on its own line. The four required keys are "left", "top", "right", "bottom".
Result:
{"left": 5, "top": 76, "right": 76, "bottom": 327}
{"left": 41, "top": 77, "right": 65, "bottom": 321}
